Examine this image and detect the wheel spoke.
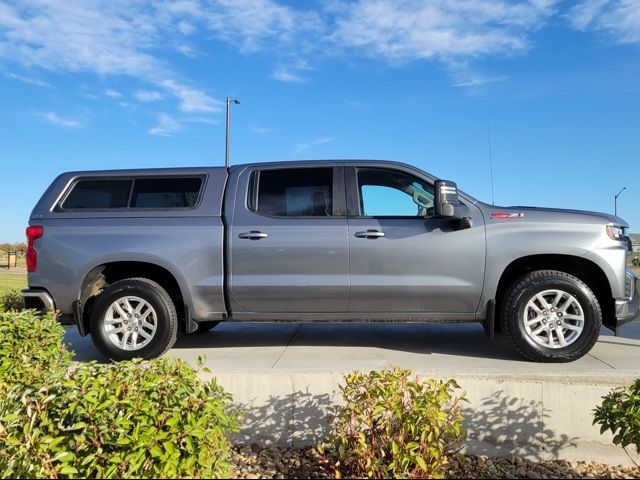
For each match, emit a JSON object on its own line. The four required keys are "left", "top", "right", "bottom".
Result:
{"left": 138, "top": 329, "right": 151, "bottom": 339}
{"left": 140, "top": 308, "right": 153, "bottom": 322}
{"left": 552, "top": 291, "right": 564, "bottom": 307}
{"left": 558, "top": 297, "right": 574, "bottom": 313}
{"left": 556, "top": 328, "right": 567, "bottom": 347}
{"left": 104, "top": 316, "right": 121, "bottom": 326}
{"left": 535, "top": 294, "right": 550, "bottom": 309}
{"left": 548, "top": 331, "right": 555, "bottom": 347}
{"left": 563, "top": 323, "right": 582, "bottom": 332}
{"left": 531, "top": 325, "right": 547, "bottom": 336}
{"left": 114, "top": 302, "right": 128, "bottom": 319}
{"left": 526, "top": 315, "right": 543, "bottom": 326}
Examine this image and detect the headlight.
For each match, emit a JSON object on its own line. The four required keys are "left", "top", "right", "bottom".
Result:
{"left": 606, "top": 224, "right": 625, "bottom": 240}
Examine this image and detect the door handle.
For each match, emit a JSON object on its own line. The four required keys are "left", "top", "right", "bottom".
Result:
{"left": 354, "top": 230, "right": 386, "bottom": 238}
{"left": 238, "top": 231, "right": 268, "bottom": 240}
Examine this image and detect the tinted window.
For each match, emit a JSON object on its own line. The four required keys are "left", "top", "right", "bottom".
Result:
{"left": 256, "top": 168, "right": 333, "bottom": 217}
{"left": 131, "top": 177, "right": 202, "bottom": 208}
{"left": 62, "top": 180, "right": 131, "bottom": 209}
{"left": 358, "top": 168, "right": 434, "bottom": 217}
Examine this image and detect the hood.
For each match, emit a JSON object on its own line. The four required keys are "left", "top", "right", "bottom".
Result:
{"left": 479, "top": 202, "right": 630, "bottom": 229}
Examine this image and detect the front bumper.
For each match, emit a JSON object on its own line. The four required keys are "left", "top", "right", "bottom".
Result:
{"left": 615, "top": 269, "right": 640, "bottom": 329}
{"left": 21, "top": 288, "right": 55, "bottom": 313}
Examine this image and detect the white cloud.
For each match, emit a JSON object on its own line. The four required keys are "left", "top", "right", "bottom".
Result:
{"left": 177, "top": 19, "right": 196, "bottom": 35}
{"left": 157, "top": 79, "right": 222, "bottom": 113}
{"left": 328, "top": 0, "right": 558, "bottom": 63}
{"left": 0, "top": 0, "right": 567, "bottom": 109}
{"left": 569, "top": 0, "right": 640, "bottom": 44}
{"left": 148, "top": 113, "right": 181, "bottom": 136}
{"left": 134, "top": 90, "right": 165, "bottom": 102}
{"left": 251, "top": 125, "right": 271, "bottom": 134}
{"left": 41, "top": 112, "right": 82, "bottom": 128}
{"left": 202, "top": 0, "right": 323, "bottom": 53}
{"left": 295, "top": 136, "right": 333, "bottom": 154}
{"left": 271, "top": 67, "right": 307, "bottom": 83}
{"left": 0, "top": 1, "right": 220, "bottom": 121}
{"left": 105, "top": 89, "right": 122, "bottom": 98}
{"left": 6, "top": 73, "right": 51, "bottom": 87}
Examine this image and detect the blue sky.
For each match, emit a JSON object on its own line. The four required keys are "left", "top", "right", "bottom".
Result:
{"left": 0, "top": 0, "right": 639, "bottom": 242}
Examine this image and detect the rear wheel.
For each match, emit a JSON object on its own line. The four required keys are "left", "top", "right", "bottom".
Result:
{"left": 194, "top": 321, "right": 220, "bottom": 334}
{"left": 501, "top": 270, "right": 601, "bottom": 362}
{"left": 90, "top": 278, "right": 178, "bottom": 361}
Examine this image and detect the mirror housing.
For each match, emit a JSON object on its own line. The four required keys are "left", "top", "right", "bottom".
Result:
{"left": 434, "top": 180, "right": 472, "bottom": 228}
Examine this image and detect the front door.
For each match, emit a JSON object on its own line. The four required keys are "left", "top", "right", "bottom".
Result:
{"left": 228, "top": 166, "right": 349, "bottom": 314}
{"left": 346, "top": 165, "right": 486, "bottom": 314}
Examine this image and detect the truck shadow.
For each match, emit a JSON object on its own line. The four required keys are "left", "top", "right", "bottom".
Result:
{"left": 232, "top": 387, "right": 577, "bottom": 461}
{"left": 175, "top": 322, "right": 524, "bottom": 361}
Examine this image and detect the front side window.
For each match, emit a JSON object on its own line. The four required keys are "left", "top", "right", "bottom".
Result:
{"left": 61, "top": 180, "right": 132, "bottom": 209}
{"left": 357, "top": 168, "right": 434, "bottom": 217}
{"left": 256, "top": 168, "right": 333, "bottom": 217}
{"left": 131, "top": 177, "right": 202, "bottom": 208}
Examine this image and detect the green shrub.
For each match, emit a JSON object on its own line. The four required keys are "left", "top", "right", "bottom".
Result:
{"left": 593, "top": 379, "right": 640, "bottom": 454}
{"left": 318, "top": 367, "right": 466, "bottom": 479}
{"left": 0, "top": 310, "right": 72, "bottom": 386}
{"left": 0, "top": 290, "right": 24, "bottom": 312}
{"left": 0, "top": 357, "right": 239, "bottom": 478}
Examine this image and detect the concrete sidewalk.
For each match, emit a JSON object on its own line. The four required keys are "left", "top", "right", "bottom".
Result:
{"left": 65, "top": 321, "right": 640, "bottom": 465}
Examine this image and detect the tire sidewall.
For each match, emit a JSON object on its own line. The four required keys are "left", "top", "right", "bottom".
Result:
{"left": 507, "top": 274, "right": 600, "bottom": 359}
{"left": 90, "top": 282, "right": 173, "bottom": 361}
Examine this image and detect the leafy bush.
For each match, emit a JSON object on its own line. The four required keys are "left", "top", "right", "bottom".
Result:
{"left": 593, "top": 379, "right": 640, "bottom": 455}
{"left": 0, "top": 290, "right": 24, "bottom": 312}
{"left": 0, "top": 310, "right": 72, "bottom": 386}
{"left": 318, "top": 367, "right": 466, "bottom": 479}
{"left": 0, "top": 357, "right": 239, "bottom": 479}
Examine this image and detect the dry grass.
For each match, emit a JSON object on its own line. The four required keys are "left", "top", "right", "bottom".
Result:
{"left": 0, "top": 273, "right": 27, "bottom": 295}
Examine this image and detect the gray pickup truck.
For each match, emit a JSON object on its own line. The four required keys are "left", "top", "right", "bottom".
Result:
{"left": 23, "top": 160, "right": 639, "bottom": 362}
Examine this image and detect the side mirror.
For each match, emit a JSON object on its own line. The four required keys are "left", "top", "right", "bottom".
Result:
{"left": 434, "top": 180, "right": 472, "bottom": 228}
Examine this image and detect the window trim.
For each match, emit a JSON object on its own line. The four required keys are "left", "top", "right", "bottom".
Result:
{"left": 56, "top": 174, "right": 207, "bottom": 212}
{"left": 346, "top": 166, "right": 443, "bottom": 219}
{"left": 247, "top": 166, "right": 346, "bottom": 219}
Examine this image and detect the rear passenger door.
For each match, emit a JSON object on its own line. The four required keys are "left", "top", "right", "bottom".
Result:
{"left": 228, "top": 165, "right": 349, "bottom": 315}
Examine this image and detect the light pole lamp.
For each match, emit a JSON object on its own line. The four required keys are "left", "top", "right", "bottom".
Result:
{"left": 225, "top": 97, "right": 240, "bottom": 169}
{"left": 614, "top": 187, "right": 626, "bottom": 217}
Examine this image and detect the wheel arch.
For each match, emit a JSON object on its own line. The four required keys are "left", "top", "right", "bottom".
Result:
{"left": 78, "top": 261, "right": 189, "bottom": 335}
{"left": 494, "top": 254, "right": 614, "bottom": 331}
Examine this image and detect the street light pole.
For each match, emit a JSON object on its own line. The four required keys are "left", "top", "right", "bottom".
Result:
{"left": 225, "top": 96, "right": 240, "bottom": 169}
{"left": 614, "top": 187, "right": 626, "bottom": 217}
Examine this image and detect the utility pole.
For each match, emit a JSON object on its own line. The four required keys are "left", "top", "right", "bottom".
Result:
{"left": 614, "top": 187, "right": 626, "bottom": 216}
{"left": 225, "top": 97, "right": 240, "bottom": 169}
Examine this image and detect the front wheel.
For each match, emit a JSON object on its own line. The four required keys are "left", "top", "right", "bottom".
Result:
{"left": 501, "top": 270, "right": 601, "bottom": 363}
{"left": 90, "top": 278, "right": 178, "bottom": 361}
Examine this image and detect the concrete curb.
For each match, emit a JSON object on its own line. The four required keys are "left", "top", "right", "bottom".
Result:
{"left": 205, "top": 371, "right": 640, "bottom": 466}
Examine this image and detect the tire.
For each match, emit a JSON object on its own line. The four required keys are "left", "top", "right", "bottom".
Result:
{"left": 194, "top": 321, "right": 220, "bottom": 334}
{"left": 501, "top": 270, "right": 601, "bottom": 363}
{"left": 90, "top": 278, "right": 178, "bottom": 361}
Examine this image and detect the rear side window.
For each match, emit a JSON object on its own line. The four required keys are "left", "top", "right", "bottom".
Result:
{"left": 60, "top": 176, "right": 203, "bottom": 210}
{"left": 131, "top": 178, "right": 202, "bottom": 208}
{"left": 255, "top": 168, "right": 333, "bottom": 217}
{"left": 61, "top": 180, "right": 131, "bottom": 209}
